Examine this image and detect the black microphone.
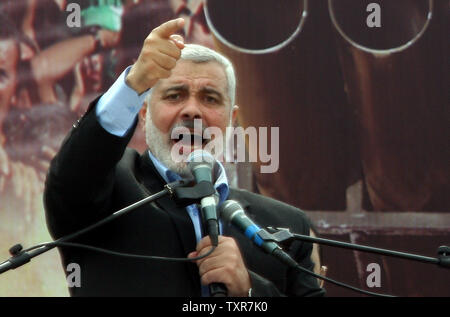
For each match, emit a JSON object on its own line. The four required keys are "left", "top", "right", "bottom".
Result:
{"left": 187, "top": 150, "right": 227, "bottom": 297}
{"left": 220, "top": 200, "right": 299, "bottom": 269}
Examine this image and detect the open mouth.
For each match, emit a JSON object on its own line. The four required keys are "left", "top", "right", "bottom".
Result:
{"left": 170, "top": 124, "right": 211, "bottom": 156}
{"left": 171, "top": 131, "right": 209, "bottom": 153}
{"left": 172, "top": 133, "right": 206, "bottom": 145}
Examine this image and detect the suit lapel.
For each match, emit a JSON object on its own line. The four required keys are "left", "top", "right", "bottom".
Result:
{"left": 138, "top": 151, "right": 201, "bottom": 291}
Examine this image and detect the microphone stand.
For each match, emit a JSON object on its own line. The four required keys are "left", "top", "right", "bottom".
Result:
{"left": 258, "top": 227, "right": 450, "bottom": 269}
{"left": 0, "top": 178, "right": 216, "bottom": 275}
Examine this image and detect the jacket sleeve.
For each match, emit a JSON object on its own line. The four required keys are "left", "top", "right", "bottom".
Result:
{"left": 44, "top": 98, "right": 138, "bottom": 239}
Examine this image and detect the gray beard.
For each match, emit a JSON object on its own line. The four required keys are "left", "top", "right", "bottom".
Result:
{"left": 145, "top": 116, "right": 192, "bottom": 178}
{"left": 144, "top": 111, "right": 234, "bottom": 182}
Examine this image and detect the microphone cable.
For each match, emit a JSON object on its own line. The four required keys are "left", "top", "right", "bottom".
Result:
{"left": 19, "top": 238, "right": 395, "bottom": 297}
{"left": 292, "top": 260, "right": 394, "bottom": 297}
{"left": 0, "top": 178, "right": 217, "bottom": 272}
{"left": 21, "top": 241, "right": 216, "bottom": 262}
{"left": 0, "top": 178, "right": 398, "bottom": 296}
{"left": 13, "top": 232, "right": 395, "bottom": 296}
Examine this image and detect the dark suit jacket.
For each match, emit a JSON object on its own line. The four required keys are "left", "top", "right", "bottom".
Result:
{"left": 44, "top": 99, "right": 325, "bottom": 297}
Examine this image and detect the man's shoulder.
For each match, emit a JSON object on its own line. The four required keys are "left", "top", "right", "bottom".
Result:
{"left": 119, "top": 147, "right": 142, "bottom": 165}
{"left": 115, "top": 148, "right": 151, "bottom": 179}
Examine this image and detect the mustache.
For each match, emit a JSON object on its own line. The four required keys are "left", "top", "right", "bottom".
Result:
{"left": 170, "top": 119, "right": 208, "bottom": 136}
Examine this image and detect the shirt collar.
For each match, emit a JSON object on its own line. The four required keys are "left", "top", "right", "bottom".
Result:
{"left": 147, "top": 150, "right": 229, "bottom": 204}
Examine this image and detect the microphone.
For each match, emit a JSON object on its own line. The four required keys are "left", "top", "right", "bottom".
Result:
{"left": 187, "top": 150, "right": 220, "bottom": 246}
{"left": 187, "top": 150, "right": 226, "bottom": 297}
{"left": 220, "top": 200, "right": 299, "bottom": 268}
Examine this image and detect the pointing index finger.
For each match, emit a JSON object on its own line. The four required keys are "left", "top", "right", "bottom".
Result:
{"left": 154, "top": 18, "right": 185, "bottom": 38}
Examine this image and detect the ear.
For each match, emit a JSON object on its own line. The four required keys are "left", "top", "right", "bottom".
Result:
{"left": 231, "top": 105, "right": 239, "bottom": 126}
{"left": 139, "top": 101, "right": 148, "bottom": 123}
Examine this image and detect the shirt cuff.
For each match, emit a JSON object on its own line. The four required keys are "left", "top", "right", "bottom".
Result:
{"left": 96, "top": 66, "right": 151, "bottom": 137}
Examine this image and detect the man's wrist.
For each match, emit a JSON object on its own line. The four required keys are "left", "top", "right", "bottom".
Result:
{"left": 125, "top": 68, "right": 146, "bottom": 95}
{"left": 96, "top": 66, "right": 149, "bottom": 137}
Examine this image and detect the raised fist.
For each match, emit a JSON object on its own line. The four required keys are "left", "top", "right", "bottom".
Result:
{"left": 126, "top": 18, "right": 185, "bottom": 94}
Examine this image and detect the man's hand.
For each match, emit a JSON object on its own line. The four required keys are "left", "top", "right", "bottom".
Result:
{"left": 188, "top": 236, "right": 252, "bottom": 297}
{"left": 126, "top": 18, "right": 185, "bottom": 94}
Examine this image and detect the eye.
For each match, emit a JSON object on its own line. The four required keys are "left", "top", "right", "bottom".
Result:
{"left": 204, "top": 95, "right": 218, "bottom": 104}
{"left": 165, "top": 93, "right": 181, "bottom": 101}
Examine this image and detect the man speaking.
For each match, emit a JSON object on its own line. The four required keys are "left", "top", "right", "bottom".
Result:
{"left": 44, "top": 18, "right": 324, "bottom": 297}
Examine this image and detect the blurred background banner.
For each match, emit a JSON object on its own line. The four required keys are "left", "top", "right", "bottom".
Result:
{"left": 0, "top": 0, "right": 448, "bottom": 296}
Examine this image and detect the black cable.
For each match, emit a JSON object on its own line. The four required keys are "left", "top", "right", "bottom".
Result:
{"left": 16, "top": 180, "right": 187, "bottom": 255}
{"left": 261, "top": 229, "right": 446, "bottom": 296}
{"left": 0, "top": 179, "right": 213, "bottom": 273}
{"left": 293, "top": 263, "right": 395, "bottom": 297}
{"left": 271, "top": 246, "right": 395, "bottom": 297}
{"left": 0, "top": 174, "right": 402, "bottom": 297}
{"left": 45, "top": 241, "right": 395, "bottom": 297}
{"left": 24, "top": 241, "right": 216, "bottom": 262}
{"left": 8, "top": 238, "right": 394, "bottom": 296}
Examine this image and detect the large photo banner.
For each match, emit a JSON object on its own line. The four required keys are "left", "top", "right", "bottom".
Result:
{"left": 0, "top": 0, "right": 448, "bottom": 296}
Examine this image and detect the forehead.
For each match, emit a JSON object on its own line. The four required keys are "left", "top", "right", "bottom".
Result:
{"left": 155, "top": 60, "right": 228, "bottom": 93}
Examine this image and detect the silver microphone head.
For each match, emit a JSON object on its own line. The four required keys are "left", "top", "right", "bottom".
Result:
{"left": 187, "top": 149, "right": 215, "bottom": 163}
{"left": 219, "top": 200, "right": 243, "bottom": 225}
{"left": 187, "top": 149, "right": 215, "bottom": 169}
{"left": 187, "top": 150, "right": 217, "bottom": 183}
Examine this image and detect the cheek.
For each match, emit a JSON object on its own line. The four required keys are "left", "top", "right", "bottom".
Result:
{"left": 205, "top": 109, "right": 230, "bottom": 131}
{"left": 150, "top": 105, "right": 178, "bottom": 134}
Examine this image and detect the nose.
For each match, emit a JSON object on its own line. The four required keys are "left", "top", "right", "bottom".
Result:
{"left": 179, "top": 96, "right": 202, "bottom": 121}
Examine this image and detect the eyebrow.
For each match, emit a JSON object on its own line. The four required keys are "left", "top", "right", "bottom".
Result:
{"left": 201, "top": 87, "right": 223, "bottom": 99}
{"left": 162, "top": 85, "right": 225, "bottom": 100}
{"left": 163, "top": 84, "right": 188, "bottom": 94}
